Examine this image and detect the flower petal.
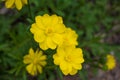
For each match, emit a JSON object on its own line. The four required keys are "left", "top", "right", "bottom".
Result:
{"left": 39, "top": 61, "right": 47, "bottom": 66}
{"left": 60, "top": 62, "right": 72, "bottom": 75}
{"left": 52, "top": 34, "right": 63, "bottom": 45}
{"left": 35, "top": 16, "right": 46, "bottom": 30}
{"left": 36, "top": 65, "right": 42, "bottom": 73}
{"left": 29, "top": 48, "right": 34, "bottom": 56}
{"left": 51, "top": 15, "right": 63, "bottom": 25}
{"left": 62, "top": 70, "right": 69, "bottom": 75}
{"left": 39, "top": 41, "right": 49, "bottom": 50}
{"left": 60, "top": 61, "right": 67, "bottom": 71}
{"left": 34, "top": 33, "right": 46, "bottom": 43}
{"left": 72, "top": 64, "right": 82, "bottom": 70}
{"left": 46, "top": 37, "right": 57, "bottom": 49}
{"left": 70, "top": 68, "right": 77, "bottom": 75}
{"left": 54, "top": 24, "right": 66, "bottom": 33}
{"left": 15, "top": 0, "right": 22, "bottom": 10}
{"left": 30, "top": 23, "right": 39, "bottom": 33}
{"left": 5, "top": 0, "right": 14, "bottom": 8}
{"left": 26, "top": 63, "right": 37, "bottom": 76}
{"left": 42, "top": 14, "right": 52, "bottom": 26}
{"left": 23, "top": 55, "right": 32, "bottom": 64}
{"left": 31, "top": 23, "right": 46, "bottom": 43}
{"left": 22, "top": 0, "right": 27, "bottom": 4}
{"left": 53, "top": 54, "right": 61, "bottom": 65}
{"left": 39, "top": 55, "right": 47, "bottom": 61}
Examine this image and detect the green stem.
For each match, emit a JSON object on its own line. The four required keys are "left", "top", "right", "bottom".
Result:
{"left": 28, "top": 0, "right": 33, "bottom": 20}
{"left": 46, "top": 65, "right": 56, "bottom": 69}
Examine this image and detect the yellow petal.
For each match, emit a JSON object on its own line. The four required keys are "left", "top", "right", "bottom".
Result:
{"left": 23, "top": 55, "right": 32, "bottom": 64}
{"left": 70, "top": 68, "right": 77, "bottom": 75}
{"left": 39, "top": 55, "right": 47, "bottom": 61}
{"left": 34, "top": 32, "right": 46, "bottom": 43}
{"left": 62, "top": 28, "right": 78, "bottom": 46}
{"left": 76, "top": 48, "right": 83, "bottom": 56}
{"left": 30, "top": 23, "right": 46, "bottom": 43}
{"left": 42, "top": 14, "right": 52, "bottom": 26}
{"left": 15, "top": 0, "right": 22, "bottom": 10}
{"left": 53, "top": 54, "right": 61, "bottom": 65}
{"left": 51, "top": 15, "right": 59, "bottom": 25}
{"left": 46, "top": 37, "right": 57, "bottom": 49}
{"left": 52, "top": 34, "right": 63, "bottom": 45}
{"left": 62, "top": 70, "right": 69, "bottom": 75}
{"left": 29, "top": 48, "right": 35, "bottom": 56}
{"left": 73, "top": 58, "right": 84, "bottom": 64}
{"left": 30, "top": 23, "right": 39, "bottom": 33}
{"left": 39, "top": 61, "right": 47, "bottom": 66}
{"left": 54, "top": 24, "right": 66, "bottom": 33}
{"left": 60, "top": 63, "right": 72, "bottom": 75}
{"left": 56, "top": 47, "right": 66, "bottom": 56}
{"left": 5, "top": 0, "right": 14, "bottom": 8}
{"left": 67, "top": 64, "right": 72, "bottom": 73}
{"left": 39, "top": 41, "right": 49, "bottom": 50}
{"left": 26, "top": 64, "right": 37, "bottom": 76}
{"left": 72, "top": 64, "right": 82, "bottom": 70}
{"left": 60, "top": 61, "right": 68, "bottom": 71}
{"left": 51, "top": 15, "right": 63, "bottom": 25}
{"left": 36, "top": 51, "right": 42, "bottom": 58}
{"left": 22, "top": 0, "right": 27, "bottom": 4}
{"left": 35, "top": 16, "right": 46, "bottom": 30}
{"left": 37, "top": 65, "right": 42, "bottom": 73}
{"left": 58, "top": 16, "right": 63, "bottom": 23}
{"left": 36, "top": 14, "right": 51, "bottom": 27}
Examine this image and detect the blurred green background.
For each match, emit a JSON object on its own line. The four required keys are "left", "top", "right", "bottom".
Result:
{"left": 0, "top": 0, "right": 120, "bottom": 80}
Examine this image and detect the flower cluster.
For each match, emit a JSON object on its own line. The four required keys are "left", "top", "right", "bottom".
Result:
{"left": 30, "top": 14, "right": 84, "bottom": 75}
{"left": 4, "top": 0, "right": 27, "bottom": 10}
{"left": 23, "top": 48, "right": 47, "bottom": 76}
{"left": 1, "top": 0, "right": 118, "bottom": 79}
{"left": 106, "top": 54, "right": 116, "bottom": 70}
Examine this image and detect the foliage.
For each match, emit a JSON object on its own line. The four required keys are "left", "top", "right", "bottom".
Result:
{"left": 0, "top": 0, "right": 120, "bottom": 80}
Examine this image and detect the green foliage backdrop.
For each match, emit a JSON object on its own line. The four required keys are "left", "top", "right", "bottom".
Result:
{"left": 0, "top": 0, "right": 120, "bottom": 80}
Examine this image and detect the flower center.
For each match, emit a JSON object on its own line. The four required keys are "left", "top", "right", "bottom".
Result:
{"left": 33, "top": 58, "right": 37, "bottom": 64}
{"left": 45, "top": 28, "right": 53, "bottom": 35}
{"left": 65, "top": 55, "right": 72, "bottom": 62}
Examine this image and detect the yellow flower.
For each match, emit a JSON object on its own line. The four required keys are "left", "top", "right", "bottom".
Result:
{"left": 53, "top": 47, "right": 84, "bottom": 75}
{"left": 106, "top": 54, "right": 116, "bottom": 70}
{"left": 30, "top": 14, "right": 66, "bottom": 50}
{"left": 23, "top": 48, "right": 47, "bottom": 76}
{"left": 4, "top": 0, "right": 27, "bottom": 10}
{"left": 58, "top": 28, "right": 78, "bottom": 49}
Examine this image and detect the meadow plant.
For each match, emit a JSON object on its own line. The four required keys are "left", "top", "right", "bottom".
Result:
{"left": 0, "top": 0, "right": 119, "bottom": 80}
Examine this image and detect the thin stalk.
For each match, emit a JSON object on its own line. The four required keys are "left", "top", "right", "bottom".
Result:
{"left": 28, "top": 0, "right": 33, "bottom": 20}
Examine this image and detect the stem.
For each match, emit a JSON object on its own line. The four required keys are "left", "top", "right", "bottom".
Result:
{"left": 28, "top": 0, "right": 33, "bottom": 20}
{"left": 46, "top": 65, "right": 56, "bottom": 69}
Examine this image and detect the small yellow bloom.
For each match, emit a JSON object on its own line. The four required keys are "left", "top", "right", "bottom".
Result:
{"left": 53, "top": 47, "right": 84, "bottom": 75}
{"left": 106, "top": 54, "right": 116, "bottom": 70}
{"left": 58, "top": 28, "right": 78, "bottom": 49}
{"left": 30, "top": 14, "right": 66, "bottom": 50}
{"left": 4, "top": 0, "right": 27, "bottom": 10}
{"left": 23, "top": 48, "right": 47, "bottom": 76}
